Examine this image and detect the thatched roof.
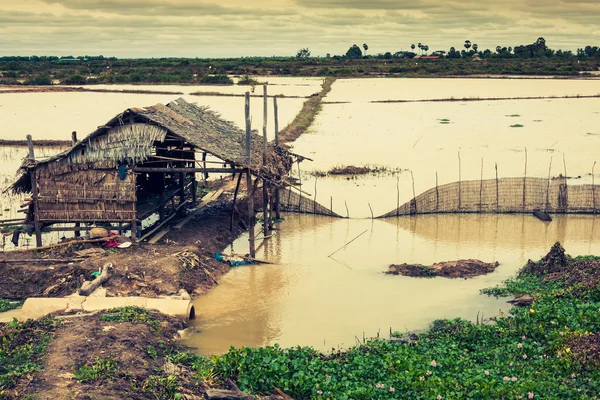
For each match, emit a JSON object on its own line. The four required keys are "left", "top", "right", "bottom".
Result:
{"left": 9, "top": 98, "right": 293, "bottom": 194}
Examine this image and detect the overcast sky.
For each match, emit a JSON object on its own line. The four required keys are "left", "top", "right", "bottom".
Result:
{"left": 0, "top": 0, "right": 598, "bottom": 58}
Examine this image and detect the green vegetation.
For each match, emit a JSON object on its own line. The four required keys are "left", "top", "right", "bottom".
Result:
{"left": 279, "top": 77, "right": 335, "bottom": 142}
{"left": 438, "top": 118, "right": 451, "bottom": 124}
{"left": 0, "top": 318, "right": 57, "bottom": 393}
{"left": 510, "top": 124, "right": 525, "bottom": 128}
{"left": 506, "top": 114, "right": 521, "bottom": 117}
{"left": 73, "top": 357, "right": 119, "bottom": 383}
{"left": 199, "top": 74, "right": 233, "bottom": 85}
{"left": 100, "top": 306, "right": 160, "bottom": 331}
{"left": 165, "top": 243, "right": 600, "bottom": 399}
{"left": 1, "top": 38, "right": 599, "bottom": 85}
{"left": 0, "top": 300, "right": 20, "bottom": 313}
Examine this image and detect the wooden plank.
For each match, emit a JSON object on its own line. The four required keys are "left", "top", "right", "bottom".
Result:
{"left": 148, "top": 228, "right": 171, "bottom": 244}
{"left": 133, "top": 167, "right": 244, "bottom": 174}
{"left": 173, "top": 189, "right": 224, "bottom": 231}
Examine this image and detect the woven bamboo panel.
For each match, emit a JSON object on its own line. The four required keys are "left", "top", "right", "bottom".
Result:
{"left": 278, "top": 188, "right": 342, "bottom": 217}
{"left": 379, "top": 177, "right": 599, "bottom": 217}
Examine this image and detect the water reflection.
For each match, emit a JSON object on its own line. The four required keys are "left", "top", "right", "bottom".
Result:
{"left": 184, "top": 213, "right": 600, "bottom": 355}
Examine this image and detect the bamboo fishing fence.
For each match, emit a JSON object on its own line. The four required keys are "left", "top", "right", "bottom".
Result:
{"left": 378, "top": 176, "right": 599, "bottom": 218}
{"left": 278, "top": 188, "right": 342, "bottom": 217}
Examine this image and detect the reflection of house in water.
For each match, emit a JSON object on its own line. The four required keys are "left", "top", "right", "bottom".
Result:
{"left": 8, "top": 98, "right": 296, "bottom": 248}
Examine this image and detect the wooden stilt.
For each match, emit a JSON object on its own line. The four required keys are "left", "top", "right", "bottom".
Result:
{"left": 245, "top": 92, "right": 256, "bottom": 257}
{"left": 495, "top": 163, "right": 499, "bottom": 212}
{"left": 593, "top": 161, "right": 597, "bottom": 214}
{"left": 202, "top": 152, "right": 208, "bottom": 182}
{"left": 262, "top": 85, "right": 269, "bottom": 236}
{"left": 546, "top": 157, "right": 553, "bottom": 212}
{"left": 230, "top": 173, "right": 243, "bottom": 231}
{"left": 26, "top": 135, "right": 42, "bottom": 248}
{"left": 523, "top": 148, "right": 527, "bottom": 211}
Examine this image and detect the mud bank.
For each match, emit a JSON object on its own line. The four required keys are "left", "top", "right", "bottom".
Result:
{"left": 387, "top": 259, "right": 500, "bottom": 278}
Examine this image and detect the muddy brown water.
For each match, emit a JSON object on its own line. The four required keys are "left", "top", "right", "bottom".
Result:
{"left": 183, "top": 213, "right": 600, "bottom": 355}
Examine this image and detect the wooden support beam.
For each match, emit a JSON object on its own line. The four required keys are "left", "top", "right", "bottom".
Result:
{"left": 132, "top": 167, "right": 244, "bottom": 174}
{"left": 245, "top": 92, "right": 255, "bottom": 258}
{"left": 262, "top": 85, "right": 269, "bottom": 237}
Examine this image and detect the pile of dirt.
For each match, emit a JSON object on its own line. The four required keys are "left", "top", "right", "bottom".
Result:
{"left": 329, "top": 165, "right": 372, "bottom": 175}
{"left": 11, "top": 310, "right": 204, "bottom": 400}
{"left": 568, "top": 333, "right": 600, "bottom": 367}
{"left": 520, "top": 242, "right": 568, "bottom": 277}
{"left": 0, "top": 208, "right": 246, "bottom": 300}
{"left": 387, "top": 259, "right": 500, "bottom": 278}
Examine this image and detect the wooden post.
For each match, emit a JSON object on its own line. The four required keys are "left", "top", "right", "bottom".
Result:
{"left": 230, "top": 173, "right": 243, "bottom": 231}
{"left": 396, "top": 175, "right": 400, "bottom": 216}
{"left": 313, "top": 177, "right": 318, "bottom": 214}
{"left": 202, "top": 152, "right": 208, "bottom": 182}
{"left": 563, "top": 154, "right": 568, "bottom": 211}
{"left": 26, "top": 135, "right": 42, "bottom": 247}
{"left": 330, "top": 196, "right": 333, "bottom": 215}
{"left": 345, "top": 201, "right": 349, "bottom": 218}
{"left": 479, "top": 158, "right": 483, "bottom": 213}
{"left": 72, "top": 131, "right": 78, "bottom": 144}
{"left": 411, "top": 170, "right": 417, "bottom": 215}
{"left": 245, "top": 93, "right": 256, "bottom": 257}
{"left": 262, "top": 85, "right": 269, "bottom": 236}
{"left": 458, "top": 151, "right": 462, "bottom": 210}
{"left": 273, "top": 96, "right": 281, "bottom": 219}
{"left": 274, "top": 97, "right": 279, "bottom": 147}
{"left": 523, "top": 147, "right": 527, "bottom": 211}
{"left": 297, "top": 161, "right": 302, "bottom": 209}
{"left": 593, "top": 161, "right": 597, "bottom": 214}
{"left": 71, "top": 132, "right": 81, "bottom": 236}
{"left": 495, "top": 163, "right": 499, "bottom": 212}
{"left": 546, "top": 156, "right": 553, "bottom": 212}
{"left": 435, "top": 172, "right": 439, "bottom": 212}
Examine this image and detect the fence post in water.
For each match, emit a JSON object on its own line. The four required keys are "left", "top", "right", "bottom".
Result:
{"left": 396, "top": 175, "right": 400, "bottom": 217}
{"left": 410, "top": 171, "right": 417, "bottom": 215}
{"left": 495, "top": 163, "right": 499, "bottom": 213}
{"left": 593, "top": 161, "right": 597, "bottom": 214}
{"left": 330, "top": 196, "right": 333, "bottom": 215}
{"left": 297, "top": 161, "right": 302, "bottom": 209}
{"left": 523, "top": 147, "right": 527, "bottom": 211}
{"left": 563, "top": 154, "right": 568, "bottom": 212}
{"left": 546, "top": 156, "right": 553, "bottom": 212}
{"left": 435, "top": 172, "right": 439, "bottom": 212}
{"left": 245, "top": 92, "right": 256, "bottom": 257}
{"left": 368, "top": 203, "right": 374, "bottom": 219}
{"left": 457, "top": 151, "right": 462, "bottom": 211}
{"left": 314, "top": 177, "right": 318, "bottom": 214}
{"left": 479, "top": 158, "right": 484, "bottom": 213}
{"left": 345, "top": 201, "right": 349, "bottom": 218}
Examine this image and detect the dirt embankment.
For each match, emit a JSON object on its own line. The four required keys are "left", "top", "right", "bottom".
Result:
{"left": 387, "top": 259, "right": 500, "bottom": 278}
{"left": 0, "top": 205, "right": 246, "bottom": 300}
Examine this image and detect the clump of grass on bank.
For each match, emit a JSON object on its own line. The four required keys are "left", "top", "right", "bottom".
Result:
{"left": 309, "top": 164, "right": 402, "bottom": 177}
{"left": 0, "top": 299, "right": 20, "bottom": 313}
{"left": 506, "top": 114, "right": 521, "bottom": 117}
{"left": 100, "top": 307, "right": 160, "bottom": 331}
{"left": 510, "top": 124, "right": 524, "bottom": 128}
{"left": 0, "top": 318, "right": 57, "bottom": 392}
{"left": 279, "top": 77, "right": 336, "bottom": 143}
{"left": 185, "top": 242, "right": 600, "bottom": 399}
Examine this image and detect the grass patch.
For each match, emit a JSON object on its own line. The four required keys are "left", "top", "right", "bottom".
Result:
{"left": 506, "top": 114, "right": 521, "bottom": 117}
{"left": 100, "top": 307, "right": 160, "bottom": 331}
{"left": 0, "top": 299, "right": 20, "bottom": 313}
{"left": 438, "top": 118, "right": 451, "bottom": 125}
{"left": 510, "top": 124, "right": 524, "bottom": 128}
{"left": 0, "top": 318, "right": 57, "bottom": 391}
{"left": 73, "top": 357, "right": 119, "bottom": 383}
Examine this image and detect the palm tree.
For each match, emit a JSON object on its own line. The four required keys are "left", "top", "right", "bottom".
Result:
{"left": 411, "top": 44, "right": 416, "bottom": 52}
{"left": 472, "top": 44, "right": 478, "bottom": 53}
{"left": 464, "top": 40, "right": 472, "bottom": 51}
{"left": 363, "top": 43, "right": 369, "bottom": 56}
{"left": 496, "top": 46, "right": 502, "bottom": 53}
{"left": 423, "top": 45, "right": 429, "bottom": 55}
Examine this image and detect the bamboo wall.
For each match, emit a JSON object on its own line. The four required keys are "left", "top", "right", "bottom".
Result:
{"left": 36, "top": 169, "right": 136, "bottom": 222}
{"left": 379, "top": 177, "right": 599, "bottom": 218}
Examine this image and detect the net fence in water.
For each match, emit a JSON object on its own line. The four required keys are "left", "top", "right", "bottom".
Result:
{"left": 378, "top": 177, "right": 599, "bottom": 218}
{"left": 278, "top": 188, "right": 342, "bottom": 217}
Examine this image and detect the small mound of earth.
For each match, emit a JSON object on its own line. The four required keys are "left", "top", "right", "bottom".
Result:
{"left": 387, "top": 259, "right": 500, "bottom": 278}
{"left": 329, "top": 165, "right": 371, "bottom": 175}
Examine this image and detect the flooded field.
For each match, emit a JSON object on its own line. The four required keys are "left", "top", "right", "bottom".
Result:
{"left": 291, "top": 79, "right": 600, "bottom": 217}
{"left": 184, "top": 213, "right": 600, "bottom": 354}
{"left": 2, "top": 77, "right": 600, "bottom": 355}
